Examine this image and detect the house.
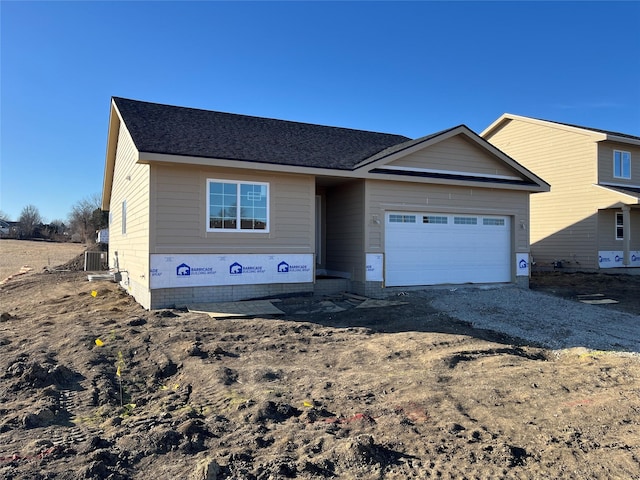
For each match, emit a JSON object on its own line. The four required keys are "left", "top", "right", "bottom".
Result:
{"left": 101, "top": 98, "right": 549, "bottom": 309}
{"left": 482, "top": 114, "right": 640, "bottom": 271}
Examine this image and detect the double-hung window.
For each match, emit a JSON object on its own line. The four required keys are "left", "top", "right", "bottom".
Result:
{"left": 613, "top": 150, "right": 631, "bottom": 179}
{"left": 207, "top": 179, "right": 269, "bottom": 232}
{"left": 616, "top": 212, "right": 624, "bottom": 240}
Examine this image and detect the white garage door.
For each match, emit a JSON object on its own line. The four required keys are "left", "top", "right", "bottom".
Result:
{"left": 385, "top": 212, "right": 511, "bottom": 286}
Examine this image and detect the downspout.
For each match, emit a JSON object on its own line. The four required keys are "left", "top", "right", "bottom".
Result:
{"left": 622, "top": 205, "right": 631, "bottom": 266}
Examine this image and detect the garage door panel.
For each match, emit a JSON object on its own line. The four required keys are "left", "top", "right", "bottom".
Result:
{"left": 385, "top": 212, "right": 511, "bottom": 286}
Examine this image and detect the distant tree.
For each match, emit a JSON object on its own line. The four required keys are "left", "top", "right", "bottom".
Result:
{"left": 68, "top": 193, "right": 106, "bottom": 243}
{"left": 46, "top": 219, "right": 67, "bottom": 240}
{"left": 91, "top": 207, "right": 109, "bottom": 230}
{"left": 18, "top": 204, "right": 43, "bottom": 239}
{"left": 0, "top": 210, "right": 10, "bottom": 221}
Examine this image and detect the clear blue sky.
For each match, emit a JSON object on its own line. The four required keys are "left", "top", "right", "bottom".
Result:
{"left": 2, "top": 1, "right": 639, "bottom": 222}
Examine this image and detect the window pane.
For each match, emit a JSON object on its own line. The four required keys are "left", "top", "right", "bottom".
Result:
{"left": 389, "top": 214, "right": 416, "bottom": 223}
{"left": 210, "top": 182, "right": 223, "bottom": 194}
{"left": 616, "top": 213, "right": 624, "bottom": 239}
{"left": 210, "top": 181, "right": 239, "bottom": 229}
{"left": 423, "top": 216, "right": 447, "bottom": 224}
{"left": 614, "top": 151, "right": 631, "bottom": 179}
{"left": 483, "top": 218, "right": 505, "bottom": 226}
{"left": 623, "top": 152, "right": 631, "bottom": 178}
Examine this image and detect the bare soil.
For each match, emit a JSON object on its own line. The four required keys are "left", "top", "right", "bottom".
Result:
{"left": 1, "top": 241, "right": 639, "bottom": 479}
{"left": 0, "top": 240, "right": 86, "bottom": 281}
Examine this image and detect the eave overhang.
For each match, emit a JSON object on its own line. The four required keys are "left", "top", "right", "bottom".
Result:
{"left": 137, "top": 149, "right": 549, "bottom": 192}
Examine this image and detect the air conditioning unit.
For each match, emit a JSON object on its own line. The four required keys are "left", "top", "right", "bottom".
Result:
{"left": 84, "top": 251, "right": 107, "bottom": 271}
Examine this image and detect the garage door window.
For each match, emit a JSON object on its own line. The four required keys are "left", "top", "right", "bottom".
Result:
{"left": 483, "top": 218, "right": 505, "bottom": 226}
{"left": 423, "top": 215, "right": 448, "bottom": 224}
{"left": 454, "top": 217, "right": 477, "bottom": 225}
{"left": 389, "top": 214, "right": 416, "bottom": 223}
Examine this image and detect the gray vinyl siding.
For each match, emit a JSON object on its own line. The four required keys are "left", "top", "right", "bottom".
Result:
{"left": 365, "top": 180, "right": 529, "bottom": 265}
{"left": 597, "top": 141, "right": 640, "bottom": 185}
{"left": 325, "top": 181, "right": 365, "bottom": 281}
{"left": 151, "top": 164, "right": 315, "bottom": 254}
{"left": 108, "top": 123, "right": 150, "bottom": 302}
{"left": 597, "top": 209, "right": 640, "bottom": 252}
{"left": 388, "top": 135, "right": 518, "bottom": 178}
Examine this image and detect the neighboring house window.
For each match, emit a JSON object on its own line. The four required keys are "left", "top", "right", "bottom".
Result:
{"left": 613, "top": 150, "right": 631, "bottom": 179}
{"left": 121, "top": 200, "right": 127, "bottom": 235}
{"left": 616, "top": 212, "right": 624, "bottom": 240}
{"left": 207, "top": 179, "right": 269, "bottom": 232}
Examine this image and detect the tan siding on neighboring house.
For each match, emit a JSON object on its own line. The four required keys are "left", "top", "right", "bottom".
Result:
{"left": 364, "top": 179, "right": 530, "bottom": 256}
{"left": 597, "top": 141, "right": 640, "bottom": 185}
{"left": 108, "top": 123, "right": 151, "bottom": 305}
{"left": 388, "top": 135, "right": 519, "bottom": 178}
{"left": 152, "top": 165, "right": 315, "bottom": 254}
{"left": 485, "top": 119, "right": 600, "bottom": 267}
{"left": 325, "top": 181, "right": 365, "bottom": 281}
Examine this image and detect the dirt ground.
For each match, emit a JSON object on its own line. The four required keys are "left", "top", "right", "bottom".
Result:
{"left": 0, "top": 241, "right": 639, "bottom": 479}
{"left": 0, "top": 240, "right": 87, "bottom": 281}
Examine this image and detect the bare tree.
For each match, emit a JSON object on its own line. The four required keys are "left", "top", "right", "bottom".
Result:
{"left": 0, "top": 210, "right": 10, "bottom": 221}
{"left": 18, "top": 204, "right": 43, "bottom": 239}
{"left": 68, "top": 193, "right": 106, "bottom": 243}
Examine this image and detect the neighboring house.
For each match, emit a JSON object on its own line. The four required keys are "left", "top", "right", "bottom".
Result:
{"left": 482, "top": 114, "right": 640, "bottom": 271}
{"left": 97, "top": 228, "right": 109, "bottom": 244}
{"left": 101, "top": 97, "right": 549, "bottom": 309}
{"left": 0, "top": 220, "right": 10, "bottom": 236}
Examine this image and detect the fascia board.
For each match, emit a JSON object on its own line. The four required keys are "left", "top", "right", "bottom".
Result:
{"left": 102, "top": 100, "right": 142, "bottom": 211}
{"left": 357, "top": 124, "right": 550, "bottom": 191}
{"left": 601, "top": 135, "right": 640, "bottom": 147}
{"left": 593, "top": 183, "right": 640, "bottom": 203}
{"left": 137, "top": 152, "right": 363, "bottom": 179}
{"left": 138, "top": 151, "right": 548, "bottom": 192}
{"left": 352, "top": 126, "right": 464, "bottom": 170}
{"left": 101, "top": 101, "right": 119, "bottom": 211}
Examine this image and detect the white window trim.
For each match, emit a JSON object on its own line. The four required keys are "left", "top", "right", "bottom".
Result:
{"left": 206, "top": 179, "right": 270, "bottom": 233}
{"left": 615, "top": 212, "right": 624, "bottom": 240}
{"left": 613, "top": 150, "right": 631, "bottom": 179}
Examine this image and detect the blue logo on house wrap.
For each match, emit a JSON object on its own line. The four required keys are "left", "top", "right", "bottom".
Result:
{"left": 229, "top": 262, "right": 243, "bottom": 275}
{"left": 278, "top": 261, "right": 289, "bottom": 273}
{"left": 176, "top": 263, "right": 191, "bottom": 276}
{"left": 518, "top": 259, "right": 528, "bottom": 269}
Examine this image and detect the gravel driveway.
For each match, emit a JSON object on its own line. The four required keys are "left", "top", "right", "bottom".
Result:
{"left": 421, "top": 286, "right": 640, "bottom": 353}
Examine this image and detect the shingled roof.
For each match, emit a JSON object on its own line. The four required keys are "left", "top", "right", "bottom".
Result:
{"left": 113, "top": 97, "right": 411, "bottom": 170}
